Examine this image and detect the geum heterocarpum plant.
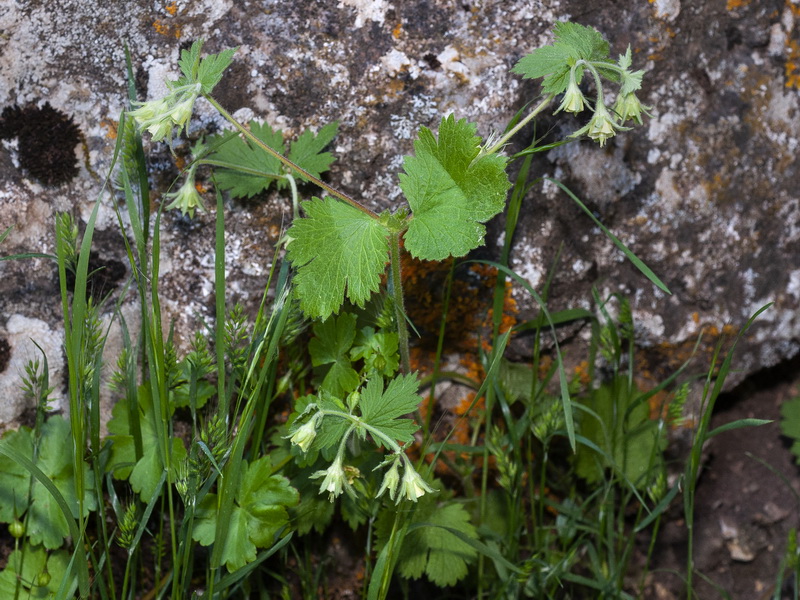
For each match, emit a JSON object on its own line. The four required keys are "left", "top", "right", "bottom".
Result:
{"left": 126, "top": 21, "right": 665, "bottom": 594}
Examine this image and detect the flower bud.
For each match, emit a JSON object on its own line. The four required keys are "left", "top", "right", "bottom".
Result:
{"left": 376, "top": 459, "right": 401, "bottom": 501}
{"left": 9, "top": 519, "right": 24, "bottom": 539}
{"left": 287, "top": 418, "right": 317, "bottom": 452}
{"left": 613, "top": 92, "right": 652, "bottom": 125}
{"left": 556, "top": 71, "right": 586, "bottom": 114}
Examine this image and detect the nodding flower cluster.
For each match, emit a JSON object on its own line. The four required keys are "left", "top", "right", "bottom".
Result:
{"left": 287, "top": 410, "right": 436, "bottom": 504}
{"left": 128, "top": 82, "right": 202, "bottom": 145}
{"left": 556, "top": 60, "right": 651, "bottom": 148}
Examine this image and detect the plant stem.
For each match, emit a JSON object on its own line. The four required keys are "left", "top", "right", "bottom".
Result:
{"left": 204, "top": 94, "right": 379, "bottom": 219}
{"left": 317, "top": 409, "right": 404, "bottom": 455}
{"left": 389, "top": 232, "right": 411, "bottom": 374}
{"left": 483, "top": 94, "right": 555, "bottom": 156}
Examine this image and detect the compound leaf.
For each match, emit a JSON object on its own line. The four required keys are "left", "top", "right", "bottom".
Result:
{"left": 286, "top": 197, "right": 389, "bottom": 320}
{"left": 206, "top": 121, "right": 285, "bottom": 198}
{"left": 400, "top": 115, "right": 509, "bottom": 261}
{"left": 359, "top": 374, "right": 421, "bottom": 446}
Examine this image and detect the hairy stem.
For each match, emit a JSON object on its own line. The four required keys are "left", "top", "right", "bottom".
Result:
{"left": 204, "top": 95, "right": 379, "bottom": 219}
{"left": 483, "top": 94, "right": 555, "bottom": 155}
{"left": 317, "top": 409, "right": 404, "bottom": 455}
{"left": 389, "top": 232, "right": 411, "bottom": 374}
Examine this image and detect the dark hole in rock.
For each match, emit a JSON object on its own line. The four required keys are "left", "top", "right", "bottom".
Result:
{"left": 725, "top": 25, "right": 743, "bottom": 50}
{"left": 63, "top": 251, "right": 127, "bottom": 301}
{"left": 0, "top": 337, "right": 10, "bottom": 373}
{"left": 0, "top": 102, "right": 81, "bottom": 185}
{"left": 422, "top": 52, "right": 441, "bottom": 69}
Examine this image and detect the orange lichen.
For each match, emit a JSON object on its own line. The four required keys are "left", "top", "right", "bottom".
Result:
{"left": 153, "top": 19, "right": 182, "bottom": 38}
{"left": 573, "top": 360, "right": 591, "bottom": 387}
{"left": 784, "top": 0, "right": 800, "bottom": 88}
{"left": 726, "top": 0, "right": 750, "bottom": 9}
{"left": 100, "top": 118, "right": 118, "bottom": 140}
{"left": 194, "top": 182, "right": 207, "bottom": 194}
{"left": 165, "top": 1, "right": 178, "bottom": 16}
{"left": 400, "top": 250, "right": 518, "bottom": 354}
{"left": 786, "top": 39, "right": 800, "bottom": 89}
{"left": 391, "top": 22, "right": 403, "bottom": 39}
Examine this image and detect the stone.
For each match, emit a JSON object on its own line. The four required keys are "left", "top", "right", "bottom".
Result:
{"left": 1, "top": 0, "right": 799, "bottom": 426}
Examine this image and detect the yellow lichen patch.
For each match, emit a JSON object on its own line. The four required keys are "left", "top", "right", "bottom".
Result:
{"left": 391, "top": 22, "right": 402, "bottom": 39}
{"left": 165, "top": 1, "right": 178, "bottom": 16}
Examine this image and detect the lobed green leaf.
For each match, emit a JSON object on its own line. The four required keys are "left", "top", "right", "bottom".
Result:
{"left": 309, "top": 313, "right": 360, "bottom": 397}
{"left": 359, "top": 374, "right": 421, "bottom": 446}
{"left": 207, "top": 121, "right": 285, "bottom": 198}
{"left": 106, "top": 386, "right": 186, "bottom": 501}
{"left": 288, "top": 121, "right": 339, "bottom": 183}
{"left": 176, "top": 39, "right": 237, "bottom": 95}
{"left": 375, "top": 496, "right": 478, "bottom": 587}
{"left": 0, "top": 417, "right": 96, "bottom": 549}
{"left": 399, "top": 115, "right": 509, "bottom": 261}
{"left": 511, "top": 21, "right": 612, "bottom": 95}
{"left": 286, "top": 197, "right": 389, "bottom": 320}
{"left": 193, "top": 456, "right": 298, "bottom": 572}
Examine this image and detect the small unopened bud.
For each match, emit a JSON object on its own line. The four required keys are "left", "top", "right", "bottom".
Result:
{"left": 556, "top": 71, "right": 586, "bottom": 114}
{"left": 287, "top": 418, "right": 317, "bottom": 452}
{"left": 613, "top": 91, "right": 652, "bottom": 125}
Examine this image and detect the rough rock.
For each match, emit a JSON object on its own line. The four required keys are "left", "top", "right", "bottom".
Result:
{"left": 1, "top": 0, "right": 799, "bottom": 427}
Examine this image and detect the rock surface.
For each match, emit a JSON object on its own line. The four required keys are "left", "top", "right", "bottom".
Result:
{"left": 1, "top": 0, "right": 799, "bottom": 427}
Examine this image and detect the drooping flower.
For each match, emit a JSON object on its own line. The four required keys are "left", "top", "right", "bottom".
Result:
{"left": 612, "top": 91, "right": 652, "bottom": 125}
{"left": 398, "top": 464, "right": 436, "bottom": 503}
{"left": 376, "top": 459, "right": 401, "bottom": 501}
{"left": 556, "top": 69, "right": 586, "bottom": 114}
{"left": 311, "top": 454, "right": 347, "bottom": 501}
{"left": 571, "top": 100, "right": 629, "bottom": 147}
{"left": 287, "top": 418, "right": 317, "bottom": 452}
{"left": 164, "top": 175, "right": 205, "bottom": 218}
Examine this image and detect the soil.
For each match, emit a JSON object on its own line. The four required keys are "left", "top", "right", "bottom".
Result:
{"left": 646, "top": 357, "right": 800, "bottom": 600}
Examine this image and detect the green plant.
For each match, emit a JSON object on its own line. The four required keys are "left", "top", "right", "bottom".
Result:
{"left": 0, "top": 18, "right": 770, "bottom": 600}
